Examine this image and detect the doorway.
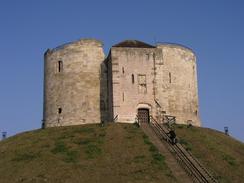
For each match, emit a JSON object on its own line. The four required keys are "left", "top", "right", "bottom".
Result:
{"left": 138, "top": 108, "right": 150, "bottom": 123}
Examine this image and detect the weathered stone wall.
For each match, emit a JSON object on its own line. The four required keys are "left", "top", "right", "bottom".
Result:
{"left": 43, "top": 38, "right": 200, "bottom": 127}
{"left": 108, "top": 43, "right": 200, "bottom": 126}
{"left": 43, "top": 39, "right": 105, "bottom": 127}
{"left": 156, "top": 44, "right": 200, "bottom": 126}
{"left": 108, "top": 47, "right": 158, "bottom": 123}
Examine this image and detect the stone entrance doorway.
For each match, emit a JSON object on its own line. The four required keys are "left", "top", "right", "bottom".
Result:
{"left": 138, "top": 108, "right": 150, "bottom": 123}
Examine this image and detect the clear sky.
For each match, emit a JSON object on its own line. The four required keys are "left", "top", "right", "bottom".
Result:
{"left": 0, "top": 0, "right": 243, "bottom": 142}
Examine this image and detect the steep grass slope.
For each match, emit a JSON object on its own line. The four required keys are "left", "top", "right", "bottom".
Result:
{"left": 0, "top": 123, "right": 175, "bottom": 183}
{"left": 175, "top": 124, "right": 244, "bottom": 183}
{"left": 1, "top": 123, "right": 243, "bottom": 183}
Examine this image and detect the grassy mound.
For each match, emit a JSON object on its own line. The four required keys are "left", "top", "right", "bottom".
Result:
{"left": 0, "top": 123, "right": 175, "bottom": 183}
{"left": 175, "top": 124, "right": 244, "bottom": 183}
{"left": 1, "top": 123, "right": 243, "bottom": 183}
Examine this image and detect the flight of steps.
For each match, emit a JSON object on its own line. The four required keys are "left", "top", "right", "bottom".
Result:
{"left": 140, "top": 119, "right": 218, "bottom": 183}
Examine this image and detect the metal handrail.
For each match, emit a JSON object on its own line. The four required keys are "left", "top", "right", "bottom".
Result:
{"left": 150, "top": 120, "right": 207, "bottom": 182}
{"left": 149, "top": 116, "right": 218, "bottom": 183}
{"left": 113, "top": 115, "right": 118, "bottom": 122}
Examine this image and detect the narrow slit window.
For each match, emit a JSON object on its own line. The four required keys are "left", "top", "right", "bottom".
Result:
{"left": 122, "top": 92, "right": 124, "bottom": 102}
{"left": 169, "top": 72, "right": 171, "bottom": 83}
{"left": 58, "top": 107, "right": 62, "bottom": 114}
{"left": 132, "top": 74, "right": 135, "bottom": 84}
{"left": 58, "top": 60, "right": 63, "bottom": 73}
{"left": 122, "top": 67, "right": 125, "bottom": 74}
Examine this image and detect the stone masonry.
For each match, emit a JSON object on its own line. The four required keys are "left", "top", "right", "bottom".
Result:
{"left": 43, "top": 39, "right": 105, "bottom": 127}
{"left": 43, "top": 39, "right": 201, "bottom": 128}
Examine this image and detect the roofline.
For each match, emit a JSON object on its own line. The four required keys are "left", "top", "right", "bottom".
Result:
{"left": 51, "top": 38, "right": 103, "bottom": 52}
{"left": 112, "top": 40, "right": 155, "bottom": 48}
{"left": 156, "top": 42, "right": 196, "bottom": 55}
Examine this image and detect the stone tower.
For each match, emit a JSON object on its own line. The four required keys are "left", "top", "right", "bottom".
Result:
{"left": 155, "top": 44, "right": 200, "bottom": 125}
{"left": 43, "top": 39, "right": 200, "bottom": 128}
{"left": 43, "top": 39, "right": 105, "bottom": 127}
{"left": 106, "top": 40, "right": 200, "bottom": 126}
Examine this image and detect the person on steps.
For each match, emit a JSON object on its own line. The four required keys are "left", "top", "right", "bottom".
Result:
{"left": 167, "top": 129, "right": 177, "bottom": 145}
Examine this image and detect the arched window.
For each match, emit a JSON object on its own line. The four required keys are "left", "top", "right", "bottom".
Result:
{"left": 132, "top": 74, "right": 135, "bottom": 84}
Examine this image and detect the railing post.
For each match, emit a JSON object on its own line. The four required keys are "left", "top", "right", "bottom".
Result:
{"left": 135, "top": 115, "right": 140, "bottom": 127}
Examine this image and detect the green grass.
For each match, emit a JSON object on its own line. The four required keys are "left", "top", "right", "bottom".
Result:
{"left": 85, "top": 144, "right": 102, "bottom": 159}
{"left": 142, "top": 134, "right": 169, "bottom": 172}
{"left": 1, "top": 123, "right": 243, "bottom": 183}
{"left": 0, "top": 123, "right": 175, "bottom": 183}
{"left": 12, "top": 152, "right": 38, "bottom": 162}
{"left": 174, "top": 124, "right": 244, "bottom": 183}
{"left": 178, "top": 138, "right": 193, "bottom": 151}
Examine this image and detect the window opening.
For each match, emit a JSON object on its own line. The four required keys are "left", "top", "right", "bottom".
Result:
{"left": 122, "top": 67, "right": 125, "bottom": 74}
{"left": 58, "top": 60, "right": 63, "bottom": 73}
{"left": 132, "top": 74, "right": 135, "bottom": 84}
{"left": 169, "top": 72, "right": 171, "bottom": 83}
{"left": 58, "top": 107, "right": 62, "bottom": 114}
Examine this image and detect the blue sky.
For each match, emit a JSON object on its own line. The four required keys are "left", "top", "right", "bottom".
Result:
{"left": 0, "top": 0, "right": 243, "bottom": 142}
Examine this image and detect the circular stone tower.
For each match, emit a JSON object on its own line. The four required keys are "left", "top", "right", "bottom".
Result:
{"left": 156, "top": 43, "right": 201, "bottom": 126}
{"left": 43, "top": 39, "right": 105, "bottom": 127}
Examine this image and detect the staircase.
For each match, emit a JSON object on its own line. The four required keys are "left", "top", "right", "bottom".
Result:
{"left": 140, "top": 117, "right": 218, "bottom": 183}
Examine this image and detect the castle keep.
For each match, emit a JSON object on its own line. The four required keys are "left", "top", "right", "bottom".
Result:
{"left": 43, "top": 39, "right": 200, "bottom": 128}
